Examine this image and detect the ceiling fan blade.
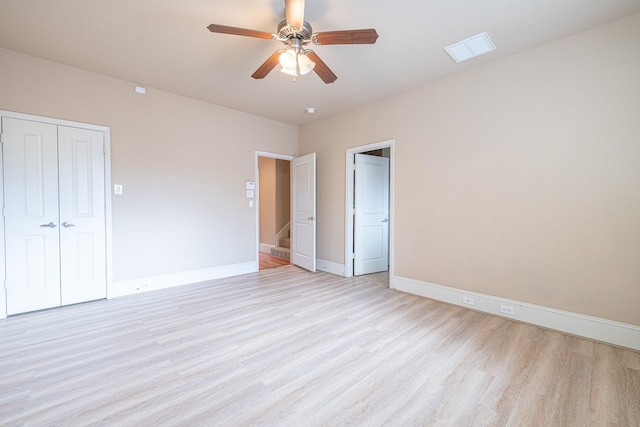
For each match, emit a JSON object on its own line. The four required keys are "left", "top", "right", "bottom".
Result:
{"left": 306, "top": 51, "right": 337, "bottom": 84}
{"left": 252, "top": 51, "right": 282, "bottom": 79}
{"left": 207, "top": 24, "right": 274, "bottom": 40}
{"left": 314, "top": 29, "right": 379, "bottom": 45}
{"left": 285, "top": 0, "right": 305, "bottom": 28}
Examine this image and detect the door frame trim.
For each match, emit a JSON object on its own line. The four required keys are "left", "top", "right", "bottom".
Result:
{"left": 345, "top": 140, "right": 395, "bottom": 287}
{"left": 0, "top": 110, "right": 113, "bottom": 319}
{"left": 254, "top": 151, "right": 295, "bottom": 270}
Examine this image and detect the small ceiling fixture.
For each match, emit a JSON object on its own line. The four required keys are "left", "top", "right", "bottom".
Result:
{"left": 305, "top": 107, "right": 316, "bottom": 114}
{"left": 444, "top": 32, "right": 496, "bottom": 63}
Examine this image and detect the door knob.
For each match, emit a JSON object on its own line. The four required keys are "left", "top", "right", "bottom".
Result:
{"left": 307, "top": 216, "right": 315, "bottom": 221}
{"left": 62, "top": 222, "right": 75, "bottom": 228}
{"left": 40, "top": 222, "right": 57, "bottom": 228}
{"left": 381, "top": 218, "right": 389, "bottom": 223}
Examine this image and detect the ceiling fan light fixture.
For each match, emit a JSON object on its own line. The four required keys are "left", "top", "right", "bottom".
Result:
{"left": 279, "top": 49, "right": 297, "bottom": 69}
{"left": 208, "top": 0, "right": 377, "bottom": 84}
{"left": 297, "top": 53, "right": 315, "bottom": 75}
{"left": 280, "top": 66, "right": 297, "bottom": 76}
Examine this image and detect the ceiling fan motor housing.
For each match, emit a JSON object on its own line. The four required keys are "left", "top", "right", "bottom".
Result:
{"left": 277, "top": 20, "right": 313, "bottom": 43}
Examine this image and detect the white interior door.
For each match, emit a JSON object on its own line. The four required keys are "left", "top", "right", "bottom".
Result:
{"left": 354, "top": 153, "right": 389, "bottom": 275}
{"left": 291, "top": 153, "right": 316, "bottom": 272}
{"left": 3, "top": 117, "right": 62, "bottom": 314}
{"left": 58, "top": 126, "right": 107, "bottom": 305}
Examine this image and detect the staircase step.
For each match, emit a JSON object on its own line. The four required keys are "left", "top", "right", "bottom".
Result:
{"left": 270, "top": 246, "right": 290, "bottom": 260}
{"left": 279, "top": 237, "right": 291, "bottom": 249}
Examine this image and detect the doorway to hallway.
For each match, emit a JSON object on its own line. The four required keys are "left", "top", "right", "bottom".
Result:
{"left": 345, "top": 140, "right": 395, "bottom": 287}
{"left": 257, "top": 155, "right": 291, "bottom": 270}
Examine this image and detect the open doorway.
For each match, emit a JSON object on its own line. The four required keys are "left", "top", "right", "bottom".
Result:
{"left": 255, "top": 151, "right": 317, "bottom": 272}
{"left": 345, "top": 140, "right": 395, "bottom": 287}
{"left": 257, "top": 154, "right": 292, "bottom": 270}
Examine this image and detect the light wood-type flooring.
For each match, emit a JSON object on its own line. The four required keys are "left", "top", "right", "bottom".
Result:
{"left": 259, "top": 252, "right": 290, "bottom": 270}
{"left": 1, "top": 265, "right": 638, "bottom": 426}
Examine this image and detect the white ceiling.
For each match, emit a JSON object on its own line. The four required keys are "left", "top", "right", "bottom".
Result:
{"left": 1, "top": 0, "right": 639, "bottom": 125}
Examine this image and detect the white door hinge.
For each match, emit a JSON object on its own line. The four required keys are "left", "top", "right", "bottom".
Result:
{"left": 0, "top": 133, "right": 4, "bottom": 144}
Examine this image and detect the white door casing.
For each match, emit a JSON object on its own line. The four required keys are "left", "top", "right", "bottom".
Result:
{"left": 2, "top": 114, "right": 110, "bottom": 316}
{"left": 291, "top": 153, "right": 316, "bottom": 272}
{"left": 354, "top": 154, "right": 389, "bottom": 275}
{"left": 3, "top": 118, "right": 62, "bottom": 314}
{"left": 58, "top": 126, "right": 107, "bottom": 305}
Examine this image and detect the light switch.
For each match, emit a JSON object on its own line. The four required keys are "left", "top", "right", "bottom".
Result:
{"left": 249, "top": 200, "right": 254, "bottom": 208}
{"left": 114, "top": 184, "right": 123, "bottom": 195}
{"left": 246, "top": 190, "right": 254, "bottom": 198}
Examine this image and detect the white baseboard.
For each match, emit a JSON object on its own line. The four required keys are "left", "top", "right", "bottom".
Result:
{"left": 316, "top": 259, "right": 345, "bottom": 276}
{"left": 393, "top": 275, "right": 640, "bottom": 351}
{"left": 113, "top": 261, "right": 258, "bottom": 298}
{"left": 259, "top": 243, "right": 275, "bottom": 254}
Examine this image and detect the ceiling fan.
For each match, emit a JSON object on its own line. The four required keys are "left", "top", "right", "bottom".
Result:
{"left": 207, "top": 0, "right": 378, "bottom": 83}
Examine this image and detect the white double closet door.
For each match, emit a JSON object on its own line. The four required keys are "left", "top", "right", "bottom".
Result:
{"left": 3, "top": 117, "right": 107, "bottom": 315}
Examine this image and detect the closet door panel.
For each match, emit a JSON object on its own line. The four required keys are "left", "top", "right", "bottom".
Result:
{"left": 58, "top": 126, "right": 107, "bottom": 305}
{"left": 3, "top": 117, "right": 61, "bottom": 314}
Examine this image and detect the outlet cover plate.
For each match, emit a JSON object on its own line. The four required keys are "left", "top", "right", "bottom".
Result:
{"left": 500, "top": 304, "right": 515, "bottom": 315}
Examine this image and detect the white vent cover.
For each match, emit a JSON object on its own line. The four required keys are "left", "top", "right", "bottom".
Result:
{"left": 444, "top": 32, "right": 496, "bottom": 63}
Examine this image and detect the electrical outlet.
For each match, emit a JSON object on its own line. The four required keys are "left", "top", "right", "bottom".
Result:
{"left": 136, "top": 283, "right": 149, "bottom": 292}
{"left": 462, "top": 296, "right": 475, "bottom": 305}
{"left": 500, "top": 304, "right": 515, "bottom": 315}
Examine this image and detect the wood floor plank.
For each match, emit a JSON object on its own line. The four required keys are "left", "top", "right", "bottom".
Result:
{"left": 0, "top": 264, "right": 638, "bottom": 426}
{"left": 259, "top": 252, "right": 290, "bottom": 270}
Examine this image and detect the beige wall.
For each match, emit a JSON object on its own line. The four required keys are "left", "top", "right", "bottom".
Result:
{"left": 0, "top": 47, "right": 298, "bottom": 282}
{"left": 299, "top": 13, "right": 640, "bottom": 326}
{"left": 259, "top": 157, "right": 277, "bottom": 246}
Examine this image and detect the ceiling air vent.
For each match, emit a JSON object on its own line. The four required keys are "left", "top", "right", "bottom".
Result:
{"left": 444, "top": 32, "right": 496, "bottom": 63}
